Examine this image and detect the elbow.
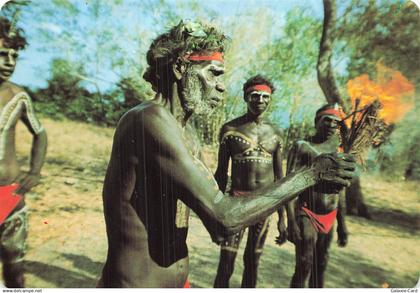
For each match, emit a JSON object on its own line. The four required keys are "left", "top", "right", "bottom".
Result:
{"left": 36, "top": 129, "right": 48, "bottom": 141}
{"left": 215, "top": 210, "right": 243, "bottom": 236}
{"left": 207, "top": 211, "right": 242, "bottom": 243}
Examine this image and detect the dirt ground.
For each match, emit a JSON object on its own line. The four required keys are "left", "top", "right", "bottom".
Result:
{"left": 9, "top": 118, "right": 420, "bottom": 288}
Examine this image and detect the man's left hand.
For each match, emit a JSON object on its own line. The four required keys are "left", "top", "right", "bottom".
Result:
{"left": 16, "top": 173, "right": 41, "bottom": 194}
{"left": 337, "top": 225, "right": 348, "bottom": 247}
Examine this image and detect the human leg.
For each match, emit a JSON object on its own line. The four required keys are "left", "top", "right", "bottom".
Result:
{"left": 214, "top": 229, "right": 245, "bottom": 288}
{"left": 0, "top": 207, "right": 28, "bottom": 288}
{"left": 290, "top": 216, "right": 317, "bottom": 288}
{"left": 241, "top": 217, "right": 270, "bottom": 288}
{"left": 309, "top": 228, "right": 333, "bottom": 288}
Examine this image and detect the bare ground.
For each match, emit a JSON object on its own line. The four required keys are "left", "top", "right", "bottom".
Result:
{"left": 9, "top": 118, "right": 420, "bottom": 288}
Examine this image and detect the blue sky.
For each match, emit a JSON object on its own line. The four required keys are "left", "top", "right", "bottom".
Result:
{"left": 1, "top": 0, "right": 359, "bottom": 127}
{"left": 4, "top": 0, "right": 325, "bottom": 91}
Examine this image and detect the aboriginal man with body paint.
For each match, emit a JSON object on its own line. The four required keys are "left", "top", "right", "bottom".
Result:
{"left": 98, "top": 21, "right": 356, "bottom": 288}
{"left": 282, "top": 104, "right": 349, "bottom": 288}
{"left": 0, "top": 18, "right": 47, "bottom": 288}
{"left": 213, "top": 75, "right": 287, "bottom": 288}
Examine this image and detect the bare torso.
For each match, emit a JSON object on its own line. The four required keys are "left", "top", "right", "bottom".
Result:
{"left": 291, "top": 138, "right": 341, "bottom": 214}
{"left": 0, "top": 82, "right": 25, "bottom": 185}
{"left": 102, "top": 101, "right": 203, "bottom": 287}
{"left": 219, "top": 115, "right": 282, "bottom": 192}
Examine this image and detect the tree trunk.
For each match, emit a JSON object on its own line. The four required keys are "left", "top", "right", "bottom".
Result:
{"left": 318, "top": 0, "right": 369, "bottom": 217}
{"left": 317, "top": 0, "right": 347, "bottom": 112}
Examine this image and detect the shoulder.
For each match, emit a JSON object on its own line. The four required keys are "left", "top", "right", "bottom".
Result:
{"left": 291, "top": 140, "right": 308, "bottom": 152}
{"left": 264, "top": 119, "right": 284, "bottom": 140}
{"left": 121, "top": 101, "right": 184, "bottom": 143}
{"left": 0, "top": 82, "right": 27, "bottom": 100}
{"left": 124, "top": 101, "right": 174, "bottom": 125}
{"left": 7, "top": 82, "right": 25, "bottom": 94}
{"left": 294, "top": 139, "right": 320, "bottom": 157}
{"left": 219, "top": 117, "right": 240, "bottom": 135}
{"left": 221, "top": 115, "right": 246, "bottom": 130}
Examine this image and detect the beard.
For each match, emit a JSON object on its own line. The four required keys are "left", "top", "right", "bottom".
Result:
{"left": 181, "top": 70, "right": 213, "bottom": 116}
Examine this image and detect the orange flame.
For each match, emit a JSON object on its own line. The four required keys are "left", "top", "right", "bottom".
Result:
{"left": 347, "top": 64, "right": 415, "bottom": 124}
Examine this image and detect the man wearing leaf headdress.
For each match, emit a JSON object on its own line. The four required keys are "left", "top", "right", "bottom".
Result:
{"left": 98, "top": 21, "right": 355, "bottom": 288}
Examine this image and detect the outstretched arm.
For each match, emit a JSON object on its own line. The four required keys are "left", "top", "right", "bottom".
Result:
{"left": 143, "top": 107, "right": 354, "bottom": 242}
{"left": 17, "top": 93, "right": 47, "bottom": 194}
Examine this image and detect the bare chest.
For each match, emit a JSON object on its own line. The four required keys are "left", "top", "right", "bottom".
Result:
{"left": 223, "top": 125, "right": 279, "bottom": 163}
{"left": 0, "top": 93, "right": 26, "bottom": 130}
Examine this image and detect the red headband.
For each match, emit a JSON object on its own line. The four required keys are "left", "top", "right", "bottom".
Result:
{"left": 246, "top": 84, "right": 272, "bottom": 94}
{"left": 316, "top": 109, "right": 344, "bottom": 120}
{"left": 186, "top": 52, "right": 224, "bottom": 62}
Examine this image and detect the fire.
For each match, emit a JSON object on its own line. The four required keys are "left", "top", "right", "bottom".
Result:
{"left": 346, "top": 64, "right": 415, "bottom": 124}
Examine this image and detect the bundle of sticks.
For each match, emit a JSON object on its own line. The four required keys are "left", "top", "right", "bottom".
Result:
{"left": 339, "top": 99, "right": 391, "bottom": 165}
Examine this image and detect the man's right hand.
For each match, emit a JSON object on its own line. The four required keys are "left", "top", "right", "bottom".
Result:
{"left": 275, "top": 220, "right": 287, "bottom": 246}
{"left": 312, "top": 152, "right": 355, "bottom": 193}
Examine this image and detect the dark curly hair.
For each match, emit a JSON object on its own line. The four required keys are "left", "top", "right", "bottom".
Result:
{"left": 243, "top": 74, "right": 275, "bottom": 98}
{"left": 143, "top": 20, "right": 227, "bottom": 90}
{"left": 0, "top": 17, "right": 27, "bottom": 50}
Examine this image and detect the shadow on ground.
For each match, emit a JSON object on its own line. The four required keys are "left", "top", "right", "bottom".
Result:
{"left": 61, "top": 253, "right": 103, "bottom": 277}
{"left": 25, "top": 253, "right": 103, "bottom": 288}
{"left": 366, "top": 206, "right": 420, "bottom": 232}
{"left": 327, "top": 248, "right": 417, "bottom": 288}
{"left": 24, "top": 260, "right": 96, "bottom": 287}
{"left": 189, "top": 240, "right": 417, "bottom": 288}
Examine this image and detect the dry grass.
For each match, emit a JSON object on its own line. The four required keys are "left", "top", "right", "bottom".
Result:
{"left": 7, "top": 118, "right": 419, "bottom": 288}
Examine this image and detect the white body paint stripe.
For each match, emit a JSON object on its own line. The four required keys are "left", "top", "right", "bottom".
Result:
{"left": 0, "top": 92, "right": 43, "bottom": 159}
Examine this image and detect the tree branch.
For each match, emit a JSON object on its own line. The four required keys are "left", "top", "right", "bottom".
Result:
{"left": 317, "top": 0, "right": 348, "bottom": 112}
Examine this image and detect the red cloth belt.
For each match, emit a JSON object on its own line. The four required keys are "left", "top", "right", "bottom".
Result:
{"left": 0, "top": 184, "right": 23, "bottom": 224}
{"left": 232, "top": 190, "right": 250, "bottom": 197}
{"left": 301, "top": 207, "right": 337, "bottom": 234}
{"left": 183, "top": 279, "right": 190, "bottom": 288}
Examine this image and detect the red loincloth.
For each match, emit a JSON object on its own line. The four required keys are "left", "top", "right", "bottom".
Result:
{"left": 0, "top": 184, "right": 23, "bottom": 225}
{"left": 232, "top": 190, "right": 250, "bottom": 197}
{"left": 183, "top": 279, "right": 190, "bottom": 288}
{"left": 301, "top": 207, "right": 337, "bottom": 234}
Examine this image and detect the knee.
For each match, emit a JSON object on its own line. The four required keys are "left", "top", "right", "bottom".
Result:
{"left": 299, "top": 254, "right": 314, "bottom": 271}
{"left": 297, "top": 245, "right": 315, "bottom": 271}
{"left": 298, "top": 239, "right": 316, "bottom": 264}
{"left": 243, "top": 250, "right": 261, "bottom": 266}
{"left": 318, "top": 252, "right": 330, "bottom": 269}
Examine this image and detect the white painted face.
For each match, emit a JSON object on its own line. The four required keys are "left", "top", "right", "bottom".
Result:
{"left": 0, "top": 39, "right": 18, "bottom": 82}
{"left": 245, "top": 90, "right": 271, "bottom": 116}
{"left": 316, "top": 115, "right": 339, "bottom": 139}
{"left": 180, "top": 60, "right": 225, "bottom": 116}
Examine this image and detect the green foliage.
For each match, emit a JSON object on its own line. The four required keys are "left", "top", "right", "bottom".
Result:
{"left": 337, "top": 0, "right": 420, "bottom": 85}
{"left": 32, "top": 58, "right": 144, "bottom": 125}
{"left": 238, "top": 7, "right": 324, "bottom": 153}
{"left": 376, "top": 106, "right": 420, "bottom": 178}
{"left": 8, "top": 0, "right": 417, "bottom": 179}
{"left": 234, "top": 8, "right": 324, "bottom": 124}
{"left": 336, "top": 0, "right": 419, "bottom": 176}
